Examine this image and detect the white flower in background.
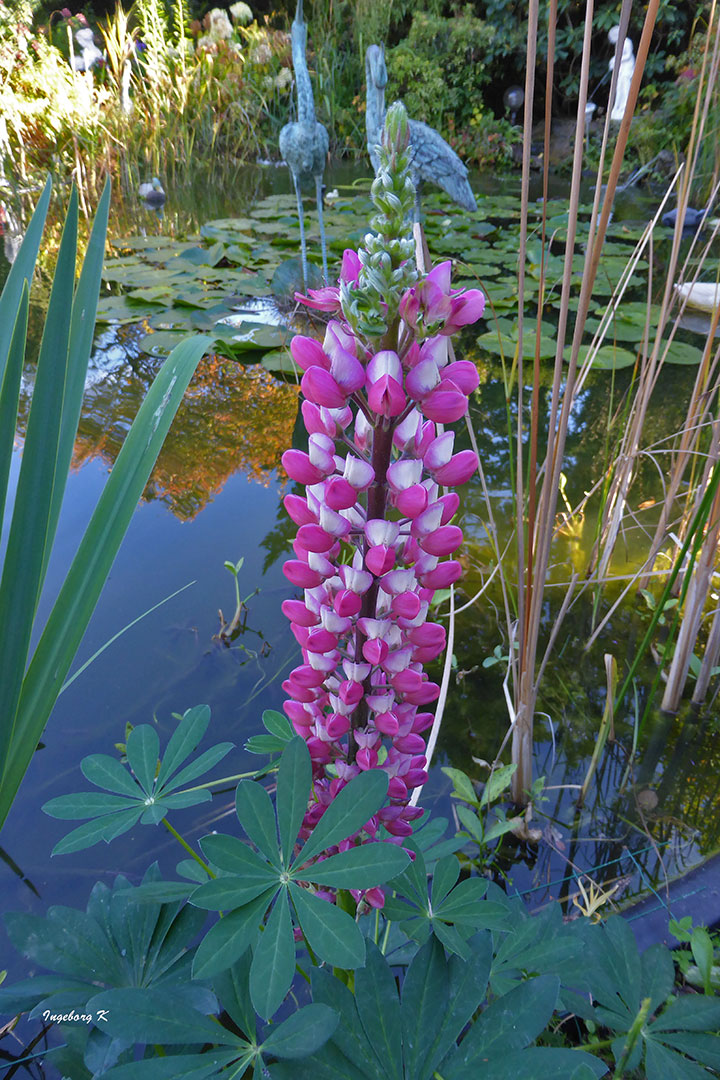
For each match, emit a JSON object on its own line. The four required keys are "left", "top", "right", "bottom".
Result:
{"left": 229, "top": 2, "right": 253, "bottom": 25}
{"left": 205, "top": 7, "right": 233, "bottom": 40}
{"left": 249, "top": 40, "right": 272, "bottom": 65}
{"left": 275, "top": 67, "right": 292, "bottom": 90}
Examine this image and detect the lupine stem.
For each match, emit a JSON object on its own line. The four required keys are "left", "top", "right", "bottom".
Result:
{"left": 161, "top": 817, "right": 214, "bottom": 877}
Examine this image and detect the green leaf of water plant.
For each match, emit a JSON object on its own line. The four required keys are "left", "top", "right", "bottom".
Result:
{"left": 0, "top": 286, "right": 28, "bottom": 532}
{"left": 0, "top": 332, "right": 214, "bottom": 828}
{"left": 0, "top": 187, "right": 79, "bottom": 786}
{"left": 481, "top": 763, "right": 517, "bottom": 806}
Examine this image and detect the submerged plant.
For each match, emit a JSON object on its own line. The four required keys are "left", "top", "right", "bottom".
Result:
{"left": 280, "top": 102, "right": 484, "bottom": 871}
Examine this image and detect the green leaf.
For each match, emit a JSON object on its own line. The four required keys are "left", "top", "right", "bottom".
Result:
{"left": 250, "top": 891, "right": 295, "bottom": 1019}
{"left": 422, "top": 933, "right": 493, "bottom": 1080}
{"left": 45, "top": 179, "right": 111, "bottom": 577}
{"left": 126, "top": 725, "right": 160, "bottom": 794}
{"left": 91, "top": 986, "right": 227, "bottom": 1046}
{"left": 310, "top": 967, "right": 385, "bottom": 1079}
{"left": 162, "top": 789, "right": 212, "bottom": 810}
{"left": 105, "top": 1051, "right": 242, "bottom": 1079}
{"left": 305, "top": 843, "right": 409, "bottom": 889}
{"left": 295, "top": 769, "right": 389, "bottom": 866}
{"left": 447, "top": 975, "right": 560, "bottom": 1069}
{"left": 476, "top": 1047, "right": 607, "bottom": 1079}
{"left": 0, "top": 188, "right": 79, "bottom": 782}
{"left": 194, "top": 839, "right": 277, "bottom": 897}
{"left": 42, "top": 792, "right": 140, "bottom": 820}
{"left": 430, "top": 856, "right": 461, "bottom": 909}
{"left": 0, "top": 177, "right": 50, "bottom": 372}
{"left": 155, "top": 705, "right": 211, "bottom": 790}
{"left": 690, "top": 928, "right": 715, "bottom": 995}
{"left": 213, "top": 956, "right": 255, "bottom": 1040}
{"left": 354, "top": 941, "right": 403, "bottom": 1080}
{"left": 0, "top": 285, "right": 28, "bottom": 533}
{"left": 51, "top": 808, "right": 143, "bottom": 855}
{"left": 401, "top": 937, "right": 447, "bottom": 1080}
{"left": 657, "top": 1032, "right": 720, "bottom": 1071}
{"left": 651, "top": 995, "right": 720, "bottom": 1033}
{"left": 644, "top": 1039, "right": 712, "bottom": 1080}
{"left": 277, "top": 738, "right": 312, "bottom": 866}
{"left": 441, "top": 767, "right": 478, "bottom": 805}
{"left": 262, "top": 710, "right": 294, "bottom": 740}
{"left": 159, "top": 741, "right": 234, "bottom": 793}
{"left": 81, "top": 753, "right": 143, "bottom": 797}
{"left": 261, "top": 1003, "right": 339, "bottom": 1059}
{"left": 191, "top": 888, "right": 276, "bottom": 979}
{"left": 436, "top": 878, "right": 491, "bottom": 923}
{"left": 641, "top": 943, "right": 675, "bottom": 1014}
{"left": 235, "top": 780, "right": 280, "bottom": 865}
{"left": 1, "top": 333, "right": 213, "bottom": 827}
{"left": 480, "top": 764, "right": 517, "bottom": 806}
{"left": 289, "top": 883, "right": 365, "bottom": 968}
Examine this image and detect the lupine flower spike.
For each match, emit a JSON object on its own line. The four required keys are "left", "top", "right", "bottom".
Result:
{"left": 281, "top": 102, "right": 485, "bottom": 910}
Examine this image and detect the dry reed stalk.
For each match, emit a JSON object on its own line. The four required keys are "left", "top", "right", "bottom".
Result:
{"left": 662, "top": 454, "right": 720, "bottom": 712}
{"left": 511, "top": 0, "right": 657, "bottom": 805}
{"left": 593, "top": 10, "right": 720, "bottom": 585}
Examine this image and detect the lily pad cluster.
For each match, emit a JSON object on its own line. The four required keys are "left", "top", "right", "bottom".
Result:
{"left": 98, "top": 186, "right": 707, "bottom": 373}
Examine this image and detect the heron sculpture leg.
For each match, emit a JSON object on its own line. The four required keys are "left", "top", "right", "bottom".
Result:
{"left": 315, "top": 175, "right": 329, "bottom": 285}
{"left": 292, "top": 170, "right": 309, "bottom": 290}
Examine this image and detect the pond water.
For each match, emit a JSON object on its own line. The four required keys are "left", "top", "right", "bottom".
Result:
{"left": 2, "top": 160, "right": 720, "bottom": 1066}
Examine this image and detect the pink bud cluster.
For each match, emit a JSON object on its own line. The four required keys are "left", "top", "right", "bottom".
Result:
{"left": 279, "top": 254, "right": 484, "bottom": 891}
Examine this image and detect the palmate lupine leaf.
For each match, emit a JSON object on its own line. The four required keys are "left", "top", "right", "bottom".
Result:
{"left": 188, "top": 737, "right": 409, "bottom": 1018}
{"left": 0, "top": 865, "right": 212, "bottom": 1075}
{"left": 42, "top": 706, "right": 233, "bottom": 854}
{"left": 570, "top": 917, "right": 720, "bottom": 1078}
{"left": 270, "top": 936, "right": 606, "bottom": 1080}
{"left": 100, "top": 954, "right": 338, "bottom": 1080}
{"left": 381, "top": 847, "right": 511, "bottom": 957}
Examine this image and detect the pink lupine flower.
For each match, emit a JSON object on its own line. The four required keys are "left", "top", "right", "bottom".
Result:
{"left": 278, "top": 103, "right": 484, "bottom": 911}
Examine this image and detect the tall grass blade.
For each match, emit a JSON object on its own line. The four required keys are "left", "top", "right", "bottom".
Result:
{"left": 43, "top": 178, "right": 112, "bottom": 576}
{"left": 0, "top": 177, "right": 51, "bottom": 378}
{"left": 0, "top": 284, "right": 28, "bottom": 529}
{"left": 0, "top": 334, "right": 213, "bottom": 827}
{"left": 0, "top": 189, "right": 79, "bottom": 779}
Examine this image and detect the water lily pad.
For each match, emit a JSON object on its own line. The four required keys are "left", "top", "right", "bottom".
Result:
{"left": 662, "top": 340, "right": 705, "bottom": 365}
{"left": 138, "top": 330, "right": 189, "bottom": 355}
{"left": 261, "top": 350, "right": 300, "bottom": 375}
{"left": 569, "top": 344, "right": 637, "bottom": 369}
{"left": 271, "top": 258, "right": 323, "bottom": 297}
{"left": 96, "top": 296, "right": 164, "bottom": 324}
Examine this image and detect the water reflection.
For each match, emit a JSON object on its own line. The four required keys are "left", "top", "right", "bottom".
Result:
{"left": 15, "top": 326, "right": 299, "bottom": 519}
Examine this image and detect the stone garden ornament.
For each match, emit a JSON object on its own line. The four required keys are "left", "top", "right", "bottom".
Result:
{"left": 364, "top": 44, "right": 477, "bottom": 220}
{"left": 608, "top": 25, "right": 635, "bottom": 122}
{"left": 279, "top": 0, "right": 329, "bottom": 289}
